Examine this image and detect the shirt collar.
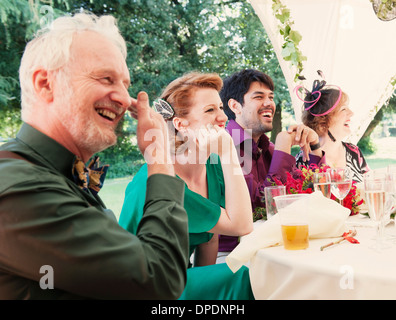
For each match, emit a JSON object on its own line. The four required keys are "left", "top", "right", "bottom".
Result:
{"left": 225, "top": 119, "right": 270, "bottom": 152}
{"left": 16, "top": 123, "right": 76, "bottom": 178}
{"left": 226, "top": 120, "right": 251, "bottom": 145}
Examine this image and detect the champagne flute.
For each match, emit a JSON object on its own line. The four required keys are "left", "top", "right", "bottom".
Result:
{"left": 385, "top": 171, "right": 396, "bottom": 238}
{"left": 330, "top": 167, "right": 352, "bottom": 206}
{"left": 313, "top": 171, "right": 332, "bottom": 198}
{"left": 388, "top": 165, "right": 396, "bottom": 215}
{"left": 388, "top": 164, "right": 396, "bottom": 174}
{"left": 385, "top": 172, "right": 396, "bottom": 217}
{"left": 364, "top": 174, "right": 390, "bottom": 251}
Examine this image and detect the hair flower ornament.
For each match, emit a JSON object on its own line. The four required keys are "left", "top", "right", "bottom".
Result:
{"left": 294, "top": 70, "right": 342, "bottom": 117}
{"left": 153, "top": 98, "right": 175, "bottom": 120}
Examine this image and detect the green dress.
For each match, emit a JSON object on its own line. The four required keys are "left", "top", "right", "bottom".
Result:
{"left": 119, "top": 154, "right": 254, "bottom": 300}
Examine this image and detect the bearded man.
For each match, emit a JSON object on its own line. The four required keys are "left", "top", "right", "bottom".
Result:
{"left": 0, "top": 12, "right": 189, "bottom": 300}
{"left": 217, "top": 69, "right": 326, "bottom": 258}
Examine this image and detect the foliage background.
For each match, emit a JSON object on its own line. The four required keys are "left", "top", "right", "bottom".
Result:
{"left": 1, "top": 0, "right": 394, "bottom": 178}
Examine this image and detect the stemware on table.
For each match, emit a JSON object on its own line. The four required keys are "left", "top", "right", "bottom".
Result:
{"left": 329, "top": 167, "right": 352, "bottom": 206}
{"left": 313, "top": 171, "right": 332, "bottom": 198}
{"left": 364, "top": 172, "right": 391, "bottom": 251}
{"left": 385, "top": 168, "right": 396, "bottom": 238}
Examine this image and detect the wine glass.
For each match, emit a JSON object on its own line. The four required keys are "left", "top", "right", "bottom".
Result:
{"left": 385, "top": 172, "right": 396, "bottom": 217}
{"left": 385, "top": 171, "right": 396, "bottom": 238}
{"left": 388, "top": 164, "right": 396, "bottom": 174}
{"left": 313, "top": 171, "right": 332, "bottom": 198}
{"left": 364, "top": 174, "right": 390, "bottom": 251}
{"left": 388, "top": 165, "right": 396, "bottom": 212}
{"left": 329, "top": 167, "right": 352, "bottom": 206}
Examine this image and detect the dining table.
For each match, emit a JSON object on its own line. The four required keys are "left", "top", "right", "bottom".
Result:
{"left": 247, "top": 214, "right": 396, "bottom": 300}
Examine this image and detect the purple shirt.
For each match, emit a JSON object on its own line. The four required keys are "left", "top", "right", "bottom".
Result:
{"left": 219, "top": 120, "right": 325, "bottom": 252}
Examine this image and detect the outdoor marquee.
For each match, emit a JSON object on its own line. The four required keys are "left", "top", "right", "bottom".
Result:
{"left": 249, "top": 0, "right": 396, "bottom": 144}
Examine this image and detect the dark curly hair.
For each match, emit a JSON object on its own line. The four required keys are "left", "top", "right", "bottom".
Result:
{"left": 220, "top": 69, "right": 274, "bottom": 120}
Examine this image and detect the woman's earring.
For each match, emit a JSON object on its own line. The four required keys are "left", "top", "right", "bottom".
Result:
{"left": 328, "top": 130, "right": 336, "bottom": 142}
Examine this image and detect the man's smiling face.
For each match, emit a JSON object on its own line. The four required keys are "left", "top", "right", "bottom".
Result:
{"left": 236, "top": 81, "right": 276, "bottom": 139}
{"left": 51, "top": 31, "right": 131, "bottom": 158}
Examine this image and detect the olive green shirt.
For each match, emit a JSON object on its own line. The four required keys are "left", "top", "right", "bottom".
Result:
{"left": 0, "top": 123, "right": 189, "bottom": 299}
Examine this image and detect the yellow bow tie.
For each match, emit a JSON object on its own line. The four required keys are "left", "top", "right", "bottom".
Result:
{"left": 72, "top": 156, "right": 109, "bottom": 195}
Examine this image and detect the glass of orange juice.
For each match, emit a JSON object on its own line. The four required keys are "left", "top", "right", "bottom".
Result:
{"left": 274, "top": 194, "right": 310, "bottom": 250}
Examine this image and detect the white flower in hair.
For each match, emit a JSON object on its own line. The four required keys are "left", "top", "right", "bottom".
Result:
{"left": 153, "top": 99, "right": 175, "bottom": 120}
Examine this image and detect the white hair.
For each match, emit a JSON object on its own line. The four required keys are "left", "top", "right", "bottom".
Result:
{"left": 19, "top": 12, "right": 127, "bottom": 120}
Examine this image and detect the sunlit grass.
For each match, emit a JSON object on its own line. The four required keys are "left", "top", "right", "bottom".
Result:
{"left": 100, "top": 176, "right": 132, "bottom": 221}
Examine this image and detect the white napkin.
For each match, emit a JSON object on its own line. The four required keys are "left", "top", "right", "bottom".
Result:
{"left": 226, "top": 191, "right": 350, "bottom": 273}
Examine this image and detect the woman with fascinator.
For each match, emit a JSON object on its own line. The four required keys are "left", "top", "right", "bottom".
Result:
{"left": 295, "top": 72, "right": 370, "bottom": 183}
{"left": 119, "top": 72, "right": 254, "bottom": 300}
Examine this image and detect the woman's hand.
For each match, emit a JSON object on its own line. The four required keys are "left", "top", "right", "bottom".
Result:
{"left": 202, "top": 124, "right": 253, "bottom": 237}
{"left": 274, "top": 124, "right": 321, "bottom": 162}
{"left": 195, "top": 124, "right": 234, "bottom": 159}
{"left": 288, "top": 124, "right": 321, "bottom": 161}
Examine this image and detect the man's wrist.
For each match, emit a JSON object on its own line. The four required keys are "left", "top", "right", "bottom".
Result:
{"left": 274, "top": 131, "right": 293, "bottom": 154}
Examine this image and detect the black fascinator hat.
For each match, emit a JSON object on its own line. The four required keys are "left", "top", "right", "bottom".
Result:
{"left": 295, "top": 70, "right": 342, "bottom": 117}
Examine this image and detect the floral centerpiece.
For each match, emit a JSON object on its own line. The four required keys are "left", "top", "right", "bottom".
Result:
{"left": 253, "top": 164, "right": 364, "bottom": 221}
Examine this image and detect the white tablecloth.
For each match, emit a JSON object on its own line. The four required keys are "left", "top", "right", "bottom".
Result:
{"left": 249, "top": 215, "right": 396, "bottom": 300}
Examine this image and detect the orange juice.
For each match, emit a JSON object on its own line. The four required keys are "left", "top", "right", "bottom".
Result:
{"left": 281, "top": 224, "right": 309, "bottom": 250}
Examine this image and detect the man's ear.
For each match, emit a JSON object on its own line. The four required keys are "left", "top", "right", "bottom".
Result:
{"left": 228, "top": 98, "right": 242, "bottom": 115}
{"left": 32, "top": 69, "right": 54, "bottom": 103}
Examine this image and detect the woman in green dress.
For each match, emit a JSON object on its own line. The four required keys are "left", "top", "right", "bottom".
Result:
{"left": 119, "top": 72, "right": 254, "bottom": 299}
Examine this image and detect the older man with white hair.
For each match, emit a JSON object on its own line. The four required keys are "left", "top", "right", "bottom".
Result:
{"left": 0, "top": 12, "right": 189, "bottom": 299}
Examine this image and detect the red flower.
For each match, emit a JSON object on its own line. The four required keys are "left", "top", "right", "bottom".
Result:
{"left": 268, "top": 164, "right": 364, "bottom": 215}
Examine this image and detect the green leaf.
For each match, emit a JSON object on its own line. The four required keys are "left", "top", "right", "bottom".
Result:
{"left": 271, "top": 2, "right": 283, "bottom": 13}
{"left": 284, "top": 25, "right": 291, "bottom": 36}
{"left": 275, "top": 9, "right": 290, "bottom": 24}
{"left": 290, "top": 51, "right": 299, "bottom": 66}
{"left": 281, "top": 47, "right": 292, "bottom": 60}
{"left": 289, "top": 30, "right": 302, "bottom": 45}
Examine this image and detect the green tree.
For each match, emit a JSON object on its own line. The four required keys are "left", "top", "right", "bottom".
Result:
{"left": 0, "top": 0, "right": 33, "bottom": 136}
{"left": 7, "top": 1, "right": 393, "bottom": 178}
{"left": 358, "top": 92, "right": 396, "bottom": 155}
{"left": 0, "top": 0, "right": 69, "bottom": 137}
{"left": 48, "top": 0, "right": 289, "bottom": 176}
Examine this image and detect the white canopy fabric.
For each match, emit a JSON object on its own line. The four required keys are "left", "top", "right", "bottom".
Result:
{"left": 249, "top": 0, "right": 396, "bottom": 144}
